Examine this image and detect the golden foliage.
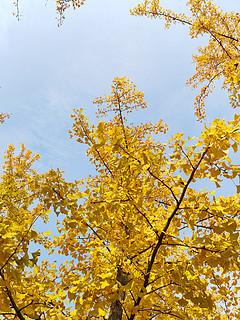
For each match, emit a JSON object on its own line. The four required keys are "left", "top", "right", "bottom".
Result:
{"left": 131, "top": 0, "right": 240, "bottom": 121}
{"left": 6, "top": 1, "right": 240, "bottom": 320}
{"left": 1, "top": 78, "right": 240, "bottom": 319}
{"left": 56, "top": 0, "right": 86, "bottom": 25}
{"left": 0, "top": 113, "right": 10, "bottom": 124}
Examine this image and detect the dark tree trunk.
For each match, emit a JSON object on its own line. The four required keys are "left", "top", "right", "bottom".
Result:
{"left": 108, "top": 300, "right": 123, "bottom": 320}
{"left": 108, "top": 266, "right": 128, "bottom": 320}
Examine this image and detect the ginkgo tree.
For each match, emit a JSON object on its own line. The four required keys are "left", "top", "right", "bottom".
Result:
{"left": 1, "top": 83, "right": 240, "bottom": 319}
{"left": 131, "top": 0, "right": 240, "bottom": 121}
{"left": 0, "top": 143, "right": 81, "bottom": 319}
{"left": 4, "top": 0, "right": 240, "bottom": 320}
{"left": 54, "top": 76, "right": 240, "bottom": 320}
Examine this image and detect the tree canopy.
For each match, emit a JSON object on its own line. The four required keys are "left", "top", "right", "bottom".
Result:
{"left": 3, "top": 0, "right": 240, "bottom": 319}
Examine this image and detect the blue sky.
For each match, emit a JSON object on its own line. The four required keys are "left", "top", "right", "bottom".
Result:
{"left": 0, "top": 0, "right": 239, "bottom": 184}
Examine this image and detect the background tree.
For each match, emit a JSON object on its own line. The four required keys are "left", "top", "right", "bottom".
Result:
{"left": 0, "top": 144, "right": 79, "bottom": 319}
{"left": 131, "top": 0, "right": 240, "bottom": 121}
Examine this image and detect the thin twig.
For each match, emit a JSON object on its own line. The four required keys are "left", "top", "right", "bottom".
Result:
{"left": 0, "top": 213, "right": 42, "bottom": 273}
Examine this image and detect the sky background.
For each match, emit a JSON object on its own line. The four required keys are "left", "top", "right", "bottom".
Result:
{"left": 0, "top": 0, "right": 239, "bottom": 184}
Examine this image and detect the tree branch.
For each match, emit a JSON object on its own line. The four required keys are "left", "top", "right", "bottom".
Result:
{"left": 128, "top": 146, "right": 210, "bottom": 320}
